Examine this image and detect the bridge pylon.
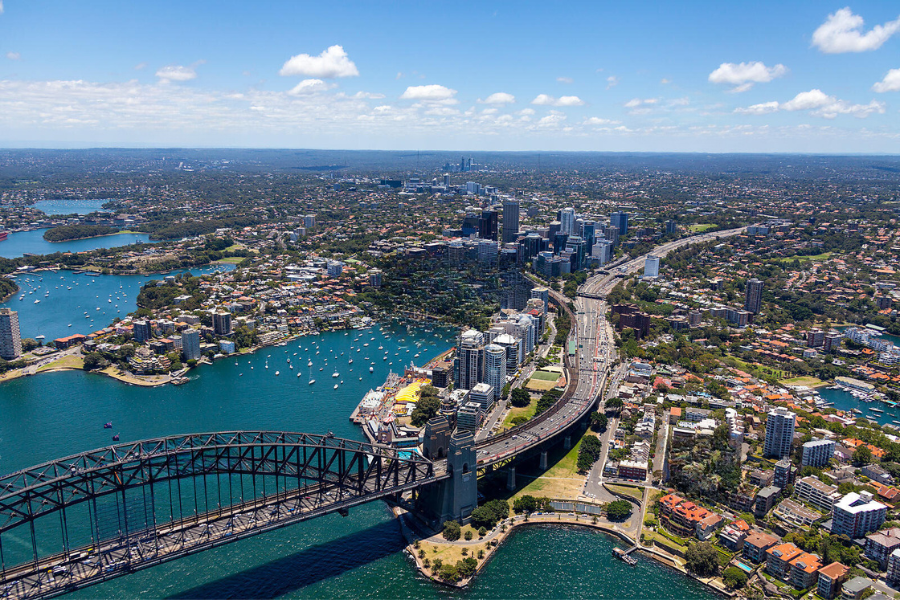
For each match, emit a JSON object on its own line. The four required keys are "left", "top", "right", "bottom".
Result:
{"left": 416, "top": 431, "right": 477, "bottom": 525}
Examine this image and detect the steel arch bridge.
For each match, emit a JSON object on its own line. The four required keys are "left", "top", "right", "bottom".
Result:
{"left": 0, "top": 431, "right": 443, "bottom": 600}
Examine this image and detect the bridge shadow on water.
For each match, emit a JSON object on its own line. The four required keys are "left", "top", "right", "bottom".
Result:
{"left": 169, "top": 519, "right": 409, "bottom": 599}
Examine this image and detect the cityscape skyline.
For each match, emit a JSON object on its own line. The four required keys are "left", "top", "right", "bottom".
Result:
{"left": 0, "top": 1, "right": 899, "bottom": 152}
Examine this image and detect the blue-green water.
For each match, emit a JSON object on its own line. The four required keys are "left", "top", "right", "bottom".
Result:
{"left": 0, "top": 228, "right": 153, "bottom": 259}
{"left": 1, "top": 266, "right": 233, "bottom": 340}
{"left": 819, "top": 386, "right": 900, "bottom": 427}
{"left": 0, "top": 272, "right": 716, "bottom": 598}
{"left": 32, "top": 200, "right": 111, "bottom": 215}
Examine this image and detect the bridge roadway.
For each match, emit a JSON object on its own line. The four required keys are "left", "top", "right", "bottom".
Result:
{"left": 472, "top": 225, "right": 749, "bottom": 466}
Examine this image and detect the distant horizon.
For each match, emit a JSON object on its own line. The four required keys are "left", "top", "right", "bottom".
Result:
{"left": 1, "top": 145, "right": 899, "bottom": 158}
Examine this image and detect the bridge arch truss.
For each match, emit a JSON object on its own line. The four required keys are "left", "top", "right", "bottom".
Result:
{"left": 0, "top": 431, "right": 439, "bottom": 599}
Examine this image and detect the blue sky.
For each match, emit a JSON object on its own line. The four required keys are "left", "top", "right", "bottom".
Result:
{"left": 1, "top": 1, "right": 899, "bottom": 152}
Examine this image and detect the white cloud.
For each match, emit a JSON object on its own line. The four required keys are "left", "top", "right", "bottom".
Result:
{"left": 518, "top": 108, "right": 535, "bottom": 116}
{"left": 479, "top": 92, "right": 515, "bottom": 105}
{"left": 624, "top": 97, "right": 659, "bottom": 108}
{"left": 873, "top": 69, "right": 900, "bottom": 92}
{"left": 537, "top": 111, "right": 567, "bottom": 127}
{"left": 287, "top": 79, "right": 336, "bottom": 95}
{"left": 606, "top": 76, "right": 619, "bottom": 89}
{"left": 134, "top": 62, "right": 147, "bottom": 71}
{"left": 584, "top": 117, "right": 619, "bottom": 125}
{"left": 556, "top": 95, "right": 584, "bottom": 106}
{"left": 0, "top": 1, "right": 4, "bottom": 14}
{"left": 557, "top": 76, "right": 573, "bottom": 84}
{"left": 279, "top": 45, "right": 359, "bottom": 78}
{"left": 155, "top": 65, "right": 198, "bottom": 82}
{"left": 531, "top": 94, "right": 584, "bottom": 106}
{"left": 400, "top": 84, "right": 457, "bottom": 103}
{"left": 708, "top": 61, "right": 788, "bottom": 92}
{"left": 6, "top": 51, "right": 19, "bottom": 60}
{"left": 734, "top": 101, "right": 780, "bottom": 115}
{"left": 812, "top": 7, "right": 900, "bottom": 53}
{"left": 735, "top": 89, "right": 886, "bottom": 119}
{"left": 669, "top": 97, "right": 690, "bottom": 106}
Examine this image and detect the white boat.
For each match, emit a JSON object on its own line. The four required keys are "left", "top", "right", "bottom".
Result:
{"left": 34, "top": 299, "right": 39, "bottom": 304}
{"left": 275, "top": 371, "right": 280, "bottom": 376}
{"left": 308, "top": 360, "right": 313, "bottom": 366}
{"left": 309, "top": 379, "right": 315, "bottom": 385}
{"left": 333, "top": 384, "right": 339, "bottom": 389}
{"left": 349, "top": 359, "right": 353, "bottom": 364}
{"left": 333, "top": 372, "right": 339, "bottom": 378}
{"left": 369, "top": 366, "right": 374, "bottom": 372}
{"left": 68, "top": 323, "right": 72, "bottom": 327}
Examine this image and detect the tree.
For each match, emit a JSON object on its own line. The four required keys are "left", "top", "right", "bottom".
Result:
{"left": 722, "top": 566, "right": 748, "bottom": 589}
{"left": 685, "top": 542, "right": 720, "bottom": 577}
{"left": 470, "top": 499, "right": 509, "bottom": 529}
{"left": 20, "top": 338, "right": 39, "bottom": 352}
{"left": 510, "top": 388, "right": 531, "bottom": 408}
{"left": 82, "top": 352, "right": 105, "bottom": 371}
{"left": 410, "top": 386, "right": 442, "bottom": 427}
{"left": 464, "top": 529, "right": 473, "bottom": 541}
{"left": 606, "top": 500, "right": 632, "bottom": 521}
{"left": 438, "top": 563, "right": 460, "bottom": 583}
{"left": 853, "top": 446, "right": 873, "bottom": 466}
{"left": 590, "top": 411, "right": 609, "bottom": 432}
{"left": 442, "top": 520, "right": 461, "bottom": 541}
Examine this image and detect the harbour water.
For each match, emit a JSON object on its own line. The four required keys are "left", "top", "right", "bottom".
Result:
{"left": 0, "top": 228, "right": 153, "bottom": 259}
{"left": 1, "top": 266, "right": 234, "bottom": 341}
{"left": 818, "top": 386, "right": 900, "bottom": 427}
{"left": 32, "top": 199, "right": 112, "bottom": 215}
{"left": 0, "top": 270, "right": 716, "bottom": 598}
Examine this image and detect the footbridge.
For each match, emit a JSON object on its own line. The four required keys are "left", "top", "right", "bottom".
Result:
{"left": 0, "top": 431, "right": 451, "bottom": 600}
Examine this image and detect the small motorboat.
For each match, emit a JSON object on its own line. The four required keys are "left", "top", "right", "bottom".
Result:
{"left": 103, "top": 422, "right": 112, "bottom": 429}
{"left": 112, "top": 434, "right": 120, "bottom": 442}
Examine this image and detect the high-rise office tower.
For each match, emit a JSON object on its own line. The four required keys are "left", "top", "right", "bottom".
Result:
{"left": 611, "top": 211, "right": 629, "bottom": 235}
{"left": 582, "top": 220, "right": 596, "bottom": 248}
{"left": 665, "top": 220, "right": 677, "bottom": 235}
{"left": 560, "top": 207, "right": 576, "bottom": 235}
{"left": 456, "top": 330, "right": 485, "bottom": 391}
{"left": 484, "top": 344, "right": 506, "bottom": 404}
{"left": 745, "top": 278, "right": 764, "bottom": 314}
{"left": 443, "top": 173, "right": 450, "bottom": 187}
{"left": 479, "top": 209, "right": 499, "bottom": 241}
{"left": 0, "top": 308, "right": 22, "bottom": 360}
{"left": 502, "top": 199, "right": 520, "bottom": 244}
{"left": 644, "top": 255, "right": 660, "bottom": 278}
{"left": 764, "top": 407, "right": 796, "bottom": 459}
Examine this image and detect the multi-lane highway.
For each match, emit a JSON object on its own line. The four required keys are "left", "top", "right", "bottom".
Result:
{"left": 474, "top": 225, "right": 749, "bottom": 466}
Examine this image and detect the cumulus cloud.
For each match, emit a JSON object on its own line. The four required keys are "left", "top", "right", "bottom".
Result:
{"left": 584, "top": 117, "right": 619, "bottom": 125}
{"left": 288, "top": 79, "right": 336, "bottom": 95}
{"left": 279, "top": 45, "right": 359, "bottom": 78}
{"left": 479, "top": 92, "right": 515, "bottom": 105}
{"left": 400, "top": 84, "right": 457, "bottom": 103}
{"left": 156, "top": 65, "right": 198, "bottom": 82}
{"left": 134, "top": 62, "right": 147, "bottom": 71}
{"left": 734, "top": 101, "right": 780, "bottom": 115}
{"left": 531, "top": 94, "right": 584, "bottom": 106}
{"left": 6, "top": 51, "right": 19, "bottom": 60}
{"left": 557, "top": 76, "right": 573, "bottom": 84}
{"left": 624, "top": 97, "right": 659, "bottom": 108}
{"left": 708, "top": 61, "right": 787, "bottom": 92}
{"left": 873, "top": 69, "right": 900, "bottom": 92}
{"left": 812, "top": 7, "right": 900, "bottom": 53}
{"left": 735, "top": 89, "right": 885, "bottom": 118}
{"left": 0, "top": 1, "right": 4, "bottom": 14}
{"left": 606, "top": 76, "right": 619, "bottom": 89}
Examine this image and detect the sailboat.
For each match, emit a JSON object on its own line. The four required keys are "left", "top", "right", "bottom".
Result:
{"left": 308, "top": 365, "right": 315, "bottom": 385}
